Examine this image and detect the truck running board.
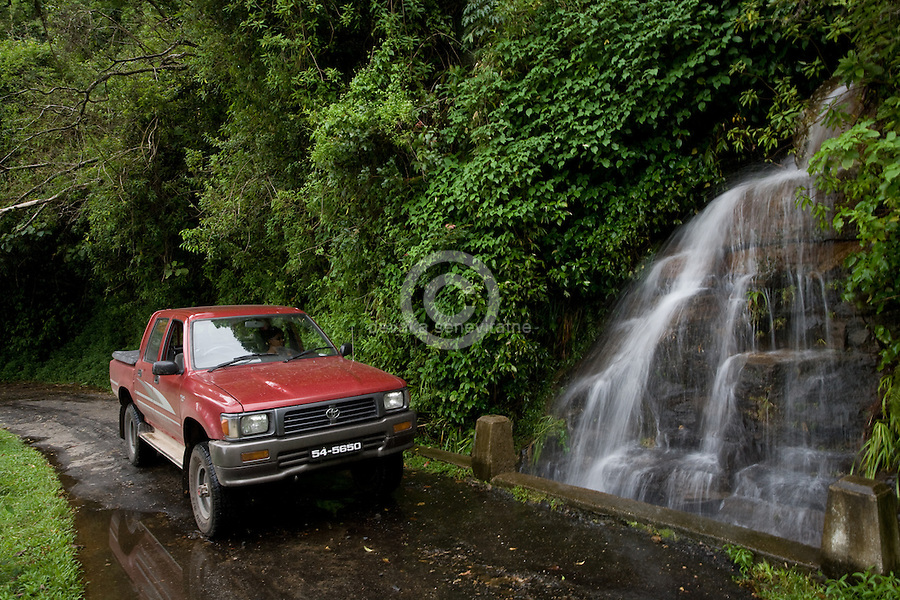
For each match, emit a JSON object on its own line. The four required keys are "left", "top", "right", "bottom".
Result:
{"left": 140, "top": 429, "right": 186, "bottom": 468}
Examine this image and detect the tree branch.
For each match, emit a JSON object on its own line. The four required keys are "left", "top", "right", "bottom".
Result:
{"left": 0, "top": 181, "right": 95, "bottom": 215}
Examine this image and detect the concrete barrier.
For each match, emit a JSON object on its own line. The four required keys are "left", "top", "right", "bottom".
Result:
{"left": 822, "top": 475, "right": 900, "bottom": 576}
{"left": 471, "top": 415, "right": 516, "bottom": 481}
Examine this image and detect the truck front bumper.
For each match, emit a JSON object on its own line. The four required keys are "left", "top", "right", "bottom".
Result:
{"left": 208, "top": 410, "right": 416, "bottom": 487}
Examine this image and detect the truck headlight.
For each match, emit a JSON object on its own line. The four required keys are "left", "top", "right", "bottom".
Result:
{"left": 241, "top": 413, "right": 270, "bottom": 436}
{"left": 221, "top": 412, "right": 272, "bottom": 439}
{"left": 383, "top": 389, "right": 408, "bottom": 411}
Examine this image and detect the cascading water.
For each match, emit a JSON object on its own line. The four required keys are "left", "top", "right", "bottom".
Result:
{"left": 537, "top": 87, "right": 878, "bottom": 547}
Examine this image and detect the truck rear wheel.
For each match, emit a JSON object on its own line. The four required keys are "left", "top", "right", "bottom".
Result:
{"left": 351, "top": 453, "right": 404, "bottom": 499}
{"left": 188, "top": 442, "right": 230, "bottom": 538}
{"left": 124, "top": 403, "right": 151, "bottom": 467}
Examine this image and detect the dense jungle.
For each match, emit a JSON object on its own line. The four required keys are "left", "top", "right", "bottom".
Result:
{"left": 1, "top": 0, "right": 899, "bottom": 473}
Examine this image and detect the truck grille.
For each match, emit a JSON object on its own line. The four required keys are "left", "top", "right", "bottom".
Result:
{"left": 282, "top": 396, "right": 379, "bottom": 435}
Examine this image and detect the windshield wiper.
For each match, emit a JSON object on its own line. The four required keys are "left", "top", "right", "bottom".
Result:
{"left": 207, "top": 353, "right": 270, "bottom": 372}
{"left": 284, "top": 346, "right": 333, "bottom": 363}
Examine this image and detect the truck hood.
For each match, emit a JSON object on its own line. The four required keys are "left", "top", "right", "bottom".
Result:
{"left": 195, "top": 356, "right": 406, "bottom": 412}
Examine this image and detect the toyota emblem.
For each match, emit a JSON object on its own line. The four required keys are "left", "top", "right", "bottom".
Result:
{"left": 325, "top": 406, "right": 340, "bottom": 423}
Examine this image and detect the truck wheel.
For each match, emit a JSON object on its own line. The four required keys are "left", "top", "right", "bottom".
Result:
{"left": 188, "top": 442, "right": 230, "bottom": 538}
{"left": 124, "top": 404, "right": 151, "bottom": 467}
{"left": 351, "top": 453, "right": 404, "bottom": 499}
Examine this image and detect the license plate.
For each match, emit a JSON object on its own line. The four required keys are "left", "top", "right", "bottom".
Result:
{"left": 310, "top": 441, "right": 363, "bottom": 460}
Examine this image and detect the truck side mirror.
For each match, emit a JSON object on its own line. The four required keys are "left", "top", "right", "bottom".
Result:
{"left": 152, "top": 360, "right": 182, "bottom": 376}
{"left": 339, "top": 343, "right": 353, "bottom": 357}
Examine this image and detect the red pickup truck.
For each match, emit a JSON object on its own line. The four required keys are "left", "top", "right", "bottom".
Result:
{"left": 109, "top": 305, "right": 416, "bottom": 537}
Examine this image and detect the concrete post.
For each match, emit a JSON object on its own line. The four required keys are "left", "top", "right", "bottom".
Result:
{"left": 821, "top": 475, "right": 900, "bottom": 576}
{"left": 471, "top": 415, "right": 516, "bottom": 481}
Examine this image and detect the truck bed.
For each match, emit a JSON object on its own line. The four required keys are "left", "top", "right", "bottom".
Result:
{"left": 111, "top": 350, "right": 140, "bottom": 366}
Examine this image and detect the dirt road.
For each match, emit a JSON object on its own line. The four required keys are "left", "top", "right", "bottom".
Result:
{"left": 0, "top": 382, "right": 753, "bottom": 599}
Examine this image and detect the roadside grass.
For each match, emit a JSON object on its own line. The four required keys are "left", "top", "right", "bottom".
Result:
{"left": 725, "top": 544, "right": 900, "bottom": 599}
{"left": 0, "top": 429, "right": 83, "bottom": 599}
{"left": 405, "top": 450, "right": 470, "bottom": 480}
{"left": 509, "top": 485, "right": 566, "bottom": 511}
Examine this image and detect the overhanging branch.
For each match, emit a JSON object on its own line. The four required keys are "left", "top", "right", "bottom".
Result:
{"left": 0, "top": 182, "right": 94, "bottom": 215}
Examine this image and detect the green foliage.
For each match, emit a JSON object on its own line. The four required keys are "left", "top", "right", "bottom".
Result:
{"left": 726, "top": 0, "right": 854, "bottom": 155}
{"left": 0, "top": 0, "right": 50, "bottom": 41}
{"left": 725, "top": 543, "right": 900, "bottom": 600}
{"left": 405, "top": 451, "right": 470, "bottom": 479}
{"left": 416, "top": 417, "right": 477, "bottom": 456}
{"left": 628, "top": 520, "right": 679, "bottom": 541}
{"left": 811, "top": 104, "right": 900, "bottom": 366}
{"left": 855, "top": 367, "right": 900, "bottom": 495}
{"left": 0, "top": 2, "right": 216, "bottom": 388}
{"left": 177, "top": 0, "right": 377, "bottom": 303}
{"left": 529, "top": 415, "right": 569, "bottom": 464}
{"left": 724, "top": 544, "right": 755, "bottom": 575}
{"left": 509, "top": 485, "right": 563, "bottom": 510}
{"left": 0, "top": 429, "right": 83, "bottom": 599}
{"left": 0, "top": 220, "right": 92, "bottom": 377}
{"left": 825, "top": 571, "right": 900, "bottom": 599}
{"left": 738, "top": 562, "right": 824, "bottom": 599}
{"left": 804, "top": 0, "right": 900, "bottom": 484}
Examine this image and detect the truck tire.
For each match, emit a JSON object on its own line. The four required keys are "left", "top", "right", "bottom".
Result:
{"left": 351, "top": 453, "right": 404, "bottom": 499}
{"left": 124, "top": 403, "right": 151, "bottom": 467}
{"left": 188, "top": 442, "right": 230, "bottom": 538}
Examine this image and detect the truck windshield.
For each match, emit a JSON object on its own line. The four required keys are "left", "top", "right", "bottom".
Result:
{"left": 191, "top": 313, "right": 338, "bottom": 370}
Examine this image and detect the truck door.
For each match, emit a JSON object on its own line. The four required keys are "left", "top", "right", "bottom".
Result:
{"left": 134, "top": 317, "right": 183, "bottom": 442}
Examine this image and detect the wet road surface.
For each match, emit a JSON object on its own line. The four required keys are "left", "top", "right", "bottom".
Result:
{"left": 0, "top": 383, "right": 754, "bottom": 599}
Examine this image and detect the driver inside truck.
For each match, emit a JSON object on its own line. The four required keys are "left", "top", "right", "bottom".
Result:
{"left": 263, "top": 327, "right": 289, "bottom": 355}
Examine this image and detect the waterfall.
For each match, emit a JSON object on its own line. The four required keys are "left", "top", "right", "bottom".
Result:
{"left": 538, "top": 87, "right": 877, "bottom": 546}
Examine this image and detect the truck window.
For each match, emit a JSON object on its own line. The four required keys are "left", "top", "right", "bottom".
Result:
{"left": 163, "top": 320, "right": 184, "bottom": 362}
{"left": 143, "top": 317, "right": 170, "bottom": 363}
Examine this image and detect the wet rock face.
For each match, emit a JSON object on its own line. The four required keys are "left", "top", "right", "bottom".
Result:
{"left": 734, "top": 350, "right": 877, "bottom": 449}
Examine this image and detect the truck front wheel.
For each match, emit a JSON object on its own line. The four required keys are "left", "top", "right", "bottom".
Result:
{"left": 188, "top": 442, "right": 230, "bottom": 538}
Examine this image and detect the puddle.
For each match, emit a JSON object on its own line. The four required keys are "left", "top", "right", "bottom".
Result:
{"left": 78, "top": 506, "right": 266, "bottom": 600}
{"left": 78, "top": 508, "right": 170, "bottom": 599}
{"left": 66, "top": 472, "right": 406, "bottom": 600}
